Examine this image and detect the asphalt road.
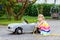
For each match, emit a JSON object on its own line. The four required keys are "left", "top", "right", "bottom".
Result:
{"left": 0, "top": 20, "right": 60, "bottom": 40}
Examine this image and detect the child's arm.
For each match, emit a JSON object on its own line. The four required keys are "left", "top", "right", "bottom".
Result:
{"left": 38, "top": 21, "right": 43, "bottom": 28}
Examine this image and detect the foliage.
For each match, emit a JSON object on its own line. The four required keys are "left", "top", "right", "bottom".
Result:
{"left": 0, "top": 2, "right": 60, "bottom": 17}
{"left": 42, "top": 4, "right": 54, "bottom": 16}
{"left": 25, "top": 4, "right": 54, "bottom": 16}
{"left": 13, "top": 3, "right": 22, "bottom": 14}
{"left": 0, "top": 16, "right": 51, "bottom": 25}
{"left": 25, "top": 5, "right": 38, "bottom": 16}
{"left": 0, "top": 0, "right": 37, "bottom": 20}
{"left": 0, "top": 4, "right": 5, "bottom": 17}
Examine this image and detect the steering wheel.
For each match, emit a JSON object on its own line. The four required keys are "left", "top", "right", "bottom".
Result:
{"left": 24, "top": 19, "right": 29, "bottom": 24}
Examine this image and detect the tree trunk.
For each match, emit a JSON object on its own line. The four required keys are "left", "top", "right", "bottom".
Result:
{"left": 45, "top": 0, "right": 47, "bottom": 4}
{"left": 17, "top": 0, "right": 29, "bottom": 20}
{"left": 54, "top": 0, "right": 56, "bottom": 5}
{"left": 40, "top": 5, "right": 43, "bottom": 14}
{"left": 14, "top": 15, "right": 19, "bottom": 20}
{"left": 18, "top": 0, "right": 37, "bottom": 20}
{"left": 6, "top": 6, "right": 11, "bottom": 20}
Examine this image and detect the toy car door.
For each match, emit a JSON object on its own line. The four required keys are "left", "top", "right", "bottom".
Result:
{"left": 22, "top": 23, "right": 35, "bottom": 32}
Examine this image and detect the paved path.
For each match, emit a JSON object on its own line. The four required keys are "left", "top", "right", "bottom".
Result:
{"left": 0, "top": 20, "right": 60, "bottom": 40}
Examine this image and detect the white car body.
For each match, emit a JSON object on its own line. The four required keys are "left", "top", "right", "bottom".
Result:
{"left": 8, "top": 21, "right": 36, "bottom": 33}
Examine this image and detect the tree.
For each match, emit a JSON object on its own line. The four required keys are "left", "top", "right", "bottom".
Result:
{"left": 45, "top": 0, "right": 47, "bottom": 4}
{"left": 54, "top": 0, "right": 56, "bottom": 5}
{"left": 19, "top": 0, "right": 37, "bottom": 20}
{"left": 1, "top": 0, "right": 37, "bottom": 20}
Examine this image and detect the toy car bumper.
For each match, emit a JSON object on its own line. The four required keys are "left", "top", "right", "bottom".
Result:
{"left": 8, "top": 27, "right": 15, "bottom": 32}
{"left": 8, "top": 29, "right": 15, "bottom": 32}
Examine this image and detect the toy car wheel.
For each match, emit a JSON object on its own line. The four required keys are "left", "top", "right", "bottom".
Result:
{"left": 15, "top": 27, "right": 23, "bottom": 34}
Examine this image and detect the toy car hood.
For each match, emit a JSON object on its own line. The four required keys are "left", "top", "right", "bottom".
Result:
{"left": 8, "top": 21, "right": 27, "bottom": 27}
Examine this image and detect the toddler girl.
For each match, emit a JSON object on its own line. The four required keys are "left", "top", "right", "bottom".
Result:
{"left": 38, "top": 14, "right": 50, "bottom": 35}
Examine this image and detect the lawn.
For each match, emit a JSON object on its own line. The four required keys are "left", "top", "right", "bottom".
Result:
{"left": 0, "top": 16, "right": 51, "bottom": 25}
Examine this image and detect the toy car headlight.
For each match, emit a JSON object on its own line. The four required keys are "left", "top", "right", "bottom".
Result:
{"left": 8, "top": 27, "right": 11, "bottom": 29}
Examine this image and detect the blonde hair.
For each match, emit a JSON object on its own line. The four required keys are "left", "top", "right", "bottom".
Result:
{"left": 38, "top": 14, "right": 45, "bottom": 20}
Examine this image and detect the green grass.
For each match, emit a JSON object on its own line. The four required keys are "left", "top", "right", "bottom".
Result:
{"left": 0, "top": 16, "right": 51, "bottom": 25}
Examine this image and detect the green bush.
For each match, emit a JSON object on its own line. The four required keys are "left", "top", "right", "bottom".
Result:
{"left": 42, "top": 4, "right": 54, "bottom": 16}
{"left": 12, "top": 4, "right": 60, "bottom": 16}
{"left": 13, "top": 3, "right": 22, "bottom": 14}
{"left": 25, "top": 5, "right": 38, "bottom": 16}
{"left": 25, "top": 4, "right": 55, "bottom": 16}
{"left": 1, "top": 4, "right": 60, "bottom": 17}
{"left": 0, "top": 5, "right": 5, "bottom": 17}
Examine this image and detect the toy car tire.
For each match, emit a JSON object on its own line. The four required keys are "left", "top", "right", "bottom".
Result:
{"left": 15, "top": 27, "right": 23, "bottom": 34}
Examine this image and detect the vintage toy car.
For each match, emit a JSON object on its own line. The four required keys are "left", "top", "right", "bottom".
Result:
{"left": 8, "top": 19, "right": 40, "bottom": 34}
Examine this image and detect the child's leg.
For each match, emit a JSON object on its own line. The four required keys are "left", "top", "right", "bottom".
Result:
{"left": 33, "top": 27, "right": 40, "bottom": 34}
{"left": 33, "top": 27, "right": 38, "bottom": 34}
{"left": 36, "top": 28, "right": 40, "bottom": 33}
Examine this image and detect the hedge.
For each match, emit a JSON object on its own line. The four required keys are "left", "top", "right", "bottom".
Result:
{"left": 0, "top": 4, "right": 5, "bottom": 17}
{"left": 25, "top": 4, "right": 38, "bottom": 16}
{"left": 0, "top": 4, "right": 60, "bottom": 17}
{"left": 25, "top": 4, "right": 55, "bottom": 16}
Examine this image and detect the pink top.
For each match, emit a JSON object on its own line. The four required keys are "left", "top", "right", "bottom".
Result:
{"left": 38, "top": 21, "right": 50, "bottom": 31}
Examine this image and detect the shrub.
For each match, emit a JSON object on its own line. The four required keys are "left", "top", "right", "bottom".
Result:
{"left": 13, "top": 3, "right": 22, "bottom": 14}
{"left": 25, "top": 4, "right": 55, "bottom": 16}
{"left": 0, "top": 4, "right": 5, "bottom": 17}
{"left": 1, "top": 4, "right": 60, "bottom": 17}
{"left": 25, "top": 5, "right": 38, "bottom": 16}
{"left": 42, "top": 4, "right": 54, "bottom": 16}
